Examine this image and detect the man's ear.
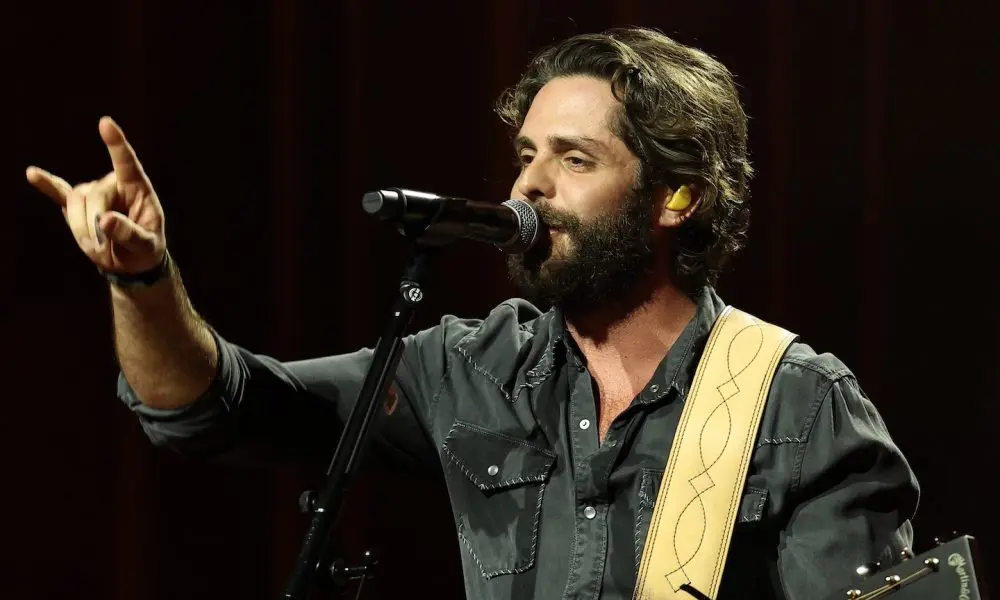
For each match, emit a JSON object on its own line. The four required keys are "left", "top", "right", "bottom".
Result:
{"left": 657, "top": 183, "right": 704, "bottom": 228}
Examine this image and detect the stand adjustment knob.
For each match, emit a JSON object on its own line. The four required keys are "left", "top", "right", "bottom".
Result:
{"left": 298, "top": 490, "right": 317, "bottom": 514}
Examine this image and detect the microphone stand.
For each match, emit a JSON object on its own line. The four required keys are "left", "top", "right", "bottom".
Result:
{"left": 282, "top": 243, "right": 431, "bottom": 600}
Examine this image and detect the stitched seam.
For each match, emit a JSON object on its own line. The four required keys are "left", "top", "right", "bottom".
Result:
{"left": 779, "top": 355, "right": 850, "bottom": 381}
{"left": 514, "top": 334, "right": 562, "bottom": 403}
{"left": 426, "top": 351, "right": 452, "bottom": 427}
{"left": 528, "top": 480, "right": 545, "bottom": 570}
{"left": 457, "top": 524, "right": 530, "bottom": 578}
{"left": 457, "top": 526, "right": 493, "bottom": 577}
{"left": 739, "top": 486, "right": 768, "bottom": 523}
{"left": 522, "top": 361, "right": 557, "bottom": 385}
{"left": 635, "top": 469, "right": 659, "bottom": 573}
{"left": 443, "top": 444, "right": 549, "bottom": 490}
{"left": 513, "top": 364, "right": 556, "bottom": 404}
{"left": 635, "top": 489, "right": 643, "bottom": 573}
{"left": 442, "top": 422, "right": 555, "bottom": 489}
{"left": 790, "top": 378, "right": 836, "bottom": 495}
{"left": 441, "top": 420, "right": 461, "bottom": 460}
{"left": 456, "top": 342, "right": 510, "bottom": 400}
{"left": 756, "top": 436, "right": 805, "bottom": 447}
{"left": 711, "top": 318, "right": 783, "bottom": 589}
{"left": 455, "top": 481, "right": 546, "bottom": 579}
{"left": 451, "top": 300, "right": 536, "bottom": 401}
{"left": 755, "top": 493, "right": 767, "bottom": 518}
{"left": 453, "top": 307, "right": 561, "bottom": 405}
{"left": 796, "top": 376, "right": 836, "bottom": 442}
{"left": 530, "top": 335, "right": 561, "bottom": 374}
{"left": 453, "top": 317, "right": 488, "bottom": 353}
{"left": 450, "top": 420, "right": 556, "bottom": 455}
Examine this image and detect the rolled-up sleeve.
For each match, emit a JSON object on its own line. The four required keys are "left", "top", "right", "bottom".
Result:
{"left": 118, "top": 321, "right": 452, "bottom": 471}
{"left": 776, "top": 375, "right": 920, "bottom": 600}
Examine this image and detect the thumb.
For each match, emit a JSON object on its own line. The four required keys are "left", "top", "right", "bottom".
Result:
{"left": 99, "top": 211, "right": 157, "bottom": 253}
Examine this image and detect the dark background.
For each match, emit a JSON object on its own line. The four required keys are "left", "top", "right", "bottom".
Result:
{"left": 6, "top": 1, "right": 998, "bottom": 598}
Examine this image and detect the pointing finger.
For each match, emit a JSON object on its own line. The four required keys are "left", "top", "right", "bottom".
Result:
{"left": 25, "top": 166, "right": 73, "bottom": 206}
{"left": 98, "top": 116, "right": 147, "bottom": 184}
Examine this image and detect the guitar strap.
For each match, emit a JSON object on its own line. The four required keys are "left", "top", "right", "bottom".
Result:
{"left": 633, "top": 306, "right": 796, "bottom": 600}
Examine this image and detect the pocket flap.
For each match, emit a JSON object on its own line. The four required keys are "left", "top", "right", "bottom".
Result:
{"left": 443, "top": 421, "right": 556, "bottom": 491}
{"left": 738, "top": 486, "right": 768, "bottom": 523}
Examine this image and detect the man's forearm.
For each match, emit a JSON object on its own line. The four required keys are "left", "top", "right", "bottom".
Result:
{"left": 111, "top": 260, "right": 218, "bottom": 410}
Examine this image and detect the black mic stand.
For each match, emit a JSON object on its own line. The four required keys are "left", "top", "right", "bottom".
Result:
{"left": 282, "top": 243, "right": 431, "bottom": 600}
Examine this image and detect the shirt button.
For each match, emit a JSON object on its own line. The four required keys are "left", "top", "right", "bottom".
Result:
{"left": 583, "top": 506, "right": 597, "bottom": 519}
{"left": 487, "top": 465, "right": 499, "bottom": 476}
{"left": 579, "top": 419, "right": 591, "bottom": 430}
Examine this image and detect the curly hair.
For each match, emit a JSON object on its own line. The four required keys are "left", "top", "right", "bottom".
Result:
{"left": 495, "top": 27, "right": 753, "bottom": 293}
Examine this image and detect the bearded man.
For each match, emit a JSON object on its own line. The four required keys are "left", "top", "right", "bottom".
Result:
{"left": 26, "top": 26, "right": 918, "bottom": 600}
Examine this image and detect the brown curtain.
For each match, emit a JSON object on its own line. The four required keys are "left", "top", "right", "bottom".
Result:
{"left": 8, "top": 1, "right": 998, "bottom": 598}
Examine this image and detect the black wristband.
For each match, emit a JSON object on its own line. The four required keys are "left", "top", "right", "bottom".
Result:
{"left": 101, "top": 251, "right": 171, "bottom": 289}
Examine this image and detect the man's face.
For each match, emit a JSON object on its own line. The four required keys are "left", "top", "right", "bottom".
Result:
{"left": 506, "top": 75, "right": 660, "bottom": 313}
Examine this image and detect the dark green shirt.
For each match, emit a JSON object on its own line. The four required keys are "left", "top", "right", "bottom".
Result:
{"left": 120, "top": 287, "right": 919, "bottom": 599}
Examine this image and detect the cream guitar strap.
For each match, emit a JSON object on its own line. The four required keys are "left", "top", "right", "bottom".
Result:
{"left": 634, "top": 306, "right": 796, "bottom": 600}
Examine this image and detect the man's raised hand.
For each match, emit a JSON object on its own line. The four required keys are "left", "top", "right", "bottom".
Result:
{"left": 26, "top": 117, "right": 167, "bottom": 275}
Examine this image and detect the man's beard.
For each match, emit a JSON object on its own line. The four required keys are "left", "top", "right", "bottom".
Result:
{"left": 505, "top": 187, "right": 658, "bottom": 315}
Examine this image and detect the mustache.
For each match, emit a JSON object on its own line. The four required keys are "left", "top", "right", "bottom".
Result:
{"left": 535, "top": 203, "right": 582, "bottom": 231}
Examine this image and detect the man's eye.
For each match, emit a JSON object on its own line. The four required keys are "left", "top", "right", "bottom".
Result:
{"left": 565, "top": 156, "right": 591, "bottom": 169}
{"left": 515, "top": 153, "right": 534, "bottom": 167}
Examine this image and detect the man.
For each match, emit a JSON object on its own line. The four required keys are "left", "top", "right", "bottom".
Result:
{"left": 27, "top": 27, "right": 918, "bottom": 600}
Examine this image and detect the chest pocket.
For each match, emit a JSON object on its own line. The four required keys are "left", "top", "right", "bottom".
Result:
{"left": 634, "top": 468, "right": 769, "bottom": 565}
{"left": 442, "top": 420, "right": 556, "bottom": 579}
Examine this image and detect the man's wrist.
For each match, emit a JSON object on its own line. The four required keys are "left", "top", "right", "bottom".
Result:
{"left": 101, "top": 251, "right": 172, "bottom": 289}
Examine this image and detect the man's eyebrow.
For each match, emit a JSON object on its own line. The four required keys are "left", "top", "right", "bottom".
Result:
{"left": 513, "top": 135, "right": 535, "bottom": 153}
{"left": 513, "top": 134, "right": 609, "bottom": 155}
{"left": 549, "top": 134, "right": 609, "bottom": 155}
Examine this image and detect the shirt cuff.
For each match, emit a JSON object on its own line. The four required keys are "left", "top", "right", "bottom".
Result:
{"left": 116, "top": 327, "right": 237, "bottom": 449}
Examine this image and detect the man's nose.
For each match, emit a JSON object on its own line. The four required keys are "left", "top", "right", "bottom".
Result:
{"left": 515, "top": 158, "right": 556, "bottom": 202}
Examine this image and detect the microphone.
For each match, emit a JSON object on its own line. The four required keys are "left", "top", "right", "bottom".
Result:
{"left": 361, "top": 188, "right": 541, "bottom": 253}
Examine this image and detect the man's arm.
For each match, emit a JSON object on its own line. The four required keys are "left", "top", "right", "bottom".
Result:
{"left": 26, "top": 117, "right": 445, "bottom": 470}
{"left": 776, "top": 374, "right": 920, "bottom": 600}
{"left": 27, "top": 117, "right": 216, "bottom": 412}
{"left": 111, "top": 258, "right": 218, "bottom": 410}
{"left": 116, "top": 299, "right": 454, "bottom": 470}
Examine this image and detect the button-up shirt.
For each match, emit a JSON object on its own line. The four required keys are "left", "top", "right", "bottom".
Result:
{"left": 120, "top": 286, "right": 919, "bottom": 599}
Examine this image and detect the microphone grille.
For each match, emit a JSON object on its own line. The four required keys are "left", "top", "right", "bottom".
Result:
{"left": 500, "top": 199, "right": 540, "bottom": 253}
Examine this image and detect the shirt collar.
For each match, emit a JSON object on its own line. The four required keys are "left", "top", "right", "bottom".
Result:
{"left": 551, "top": 286, "right": 727, "bottom": 403}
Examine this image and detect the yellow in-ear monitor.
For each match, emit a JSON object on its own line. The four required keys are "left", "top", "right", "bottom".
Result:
{"left": 666, "top": 185, "right": 692, "bottom": 211}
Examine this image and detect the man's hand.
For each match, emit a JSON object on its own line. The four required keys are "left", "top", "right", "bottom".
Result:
{"left": 26, "top": 116, "right": 166, "bottom": 275}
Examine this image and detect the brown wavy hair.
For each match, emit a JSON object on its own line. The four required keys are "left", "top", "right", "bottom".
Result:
{"left": 495, "top": 27, "right": 753, "bottom": 293}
